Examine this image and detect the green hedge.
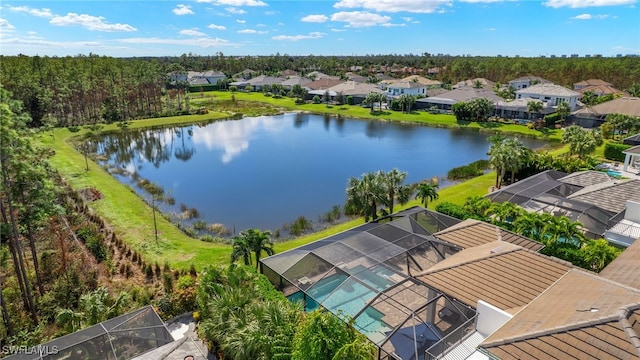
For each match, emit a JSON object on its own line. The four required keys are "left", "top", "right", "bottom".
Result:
{"left": 447, "top": 159, "right": 490, "bottom": 180}
{"left": 189, "top": 84, "right": 220, "bottom": 92}
{"left": 604, "top": 143, "right": 632, "bottom": 162}
{"left": 544, "top": 113, "right": 561, "bottom": 127}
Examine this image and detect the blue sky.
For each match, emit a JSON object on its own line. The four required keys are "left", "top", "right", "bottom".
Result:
{"left": 1, "top": 0, "right": 638, "bottom": 57}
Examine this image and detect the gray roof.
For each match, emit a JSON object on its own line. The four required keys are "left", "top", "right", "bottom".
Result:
{"left": 280, "top": 76, "right": 313, "bottom": 87}
{"left": 326, "top": 81, "right": 384, "bottom": 96}
{"left": 417, "top": 87, "right": 502, "bottom": 105}
{"left": 558, "top": 170, "right": 614, "bottom": 187}
{"left": 387, "top": 81, "right": 427, "bottom": 89}
{"left": 516, "top": 83, "right": 580, "bottom": 97}
{"left": 509, "top": 76, "right": 552, "bottom": 84}
{"left": 568, "top": 179, "right": 640, "bottom": 213}
{"left": 572, "top": 97, "right": 640, "bottom": 118}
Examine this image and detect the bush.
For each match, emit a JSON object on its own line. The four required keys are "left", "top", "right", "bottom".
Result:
{"left": 346, "top": 96, "right": 354, "bottom": 105}
{"left": 604, "top": 143, "right": 632, "bottom": 162}
{"left": 312, "top": 95, "right": 321, "bottom": 104}
{"left": 390, "top": 99, "right": 401, "bottom": 111}
{"left": 434, "top": 202, "right": 470, "bottom": 220}
{"left": 287, "top": 216, "right": 313, "bottom": 236}
{"left": 447, "top": 160, "right": 489, "bottom": 180}
{"left": 544, "top": 113, "right": 560, "bottom": 127}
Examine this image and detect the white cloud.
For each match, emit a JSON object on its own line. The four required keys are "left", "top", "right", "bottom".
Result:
{"left": 333, "top": 0, "right": 452, "bottom": 14}
{"left": 265, "top": 11, "right": 277, "bottom": 15}
{"left": 458, "top": 0, "right": 505, "bottom": 3}
{"left": 571, "top": 13, "right": 610, "bottom": 19}
{"left": 272, "top": 31, "right": 326, "bottom": 41}
{"left": 196, "top": 0, "right": 267, "bottom": 6}
{"left": 50, "top": 13, "right": 137, "bottom": 32}
{"left": 180, "top": 29, "right": 206, "bottom": 36}
{"left": 236, "top": 19, "right": 246, "bottom": 23}
{"left": 484, "top": 27, "right": 497, "bottom": 30}
{"left": 544, "top": 0, "right": 635, "bottom": 7}
{"left": 5, "top": 5, "right": 53, "bottom": 18}
{"left": 173, "top": 4, "right": 194, "bottom": 15}
{"left": 331, "top": 28, "right": 346, "bottom": 32}
{"left": 207, "top": 23, "right": 227, "bottom": 30}
{"left": 381, "top": 23, "right": 406, "bottom": 27}
{"left": 331, "top": 11, "right": 392, "bottom": 27}
{"left": 2, "top": 36, "right": 101, "bottom": 48}
{"left": 226, "top": 7, "right": 246, "bottom": 14}
{"left": 301, "top": 14, "right": 329, "bottom": 23}
{"left": 402, "top": 17, "right": 413, "bottom": 22}
{"left": 0, "top": 18, "right": 16, "bottom": 32}
{"left": 238, "top": 29, "right": 267, "bottom": 34}
{"left": 119, "top": 36, "right": 234, "bottom": 48}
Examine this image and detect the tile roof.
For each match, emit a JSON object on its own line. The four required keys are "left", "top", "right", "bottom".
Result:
{"left": 416, "top": 243, "right": 571, "bottom": 312}
{"left": 572, "top": 97, "right": 640, "bottom": 117}
{"left": 454, "top": 78, "right": 496, "bottom": 89}
{"left": 434, "top": 219, "right": 544, "bottom": 251}
{"left": 397, "top": 75, "right": 442, "bottom": 86}
{"left": 516, "top": 83, "right": 580, "bottom": 97}
{"left": 558, "top": 170, "right": 614, "bottom": 187}
{"left": 416, "top": 87, "right": 502, "bottom": 105}
{"left": 326, "top": 81, "right": 384, "bottom": 96}
{"left": 280, "top": 76, "right": 313, "bottom": 87}
{"left": 481, "top": 270, "right": 640, "bottom": 360}
{"left": 574, "top": 79, "right": 613, "bottom": 87}
{"left": 624, "top": 145, "right": 640, "bottom": 155}
{"left": 386, "top": 81, "right": 426, "bottom": 89}
{"left": 578, "top": 84, "right": 623, "bottom": 96}
{"left": 304, "top": 78, "right": 344, "bottom": 90}
{"left": 509, "top": 76, "right": 552, "bottom": 84}
{"left": 601, "top": 235, "right": 640, "bottom": 289}
{"left": 568, "top": 179, "right": 640, "bottom": 214}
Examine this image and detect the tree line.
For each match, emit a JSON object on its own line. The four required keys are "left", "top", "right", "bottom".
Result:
{"left": 2, "top": 54, "right": 638, "bottom": 129}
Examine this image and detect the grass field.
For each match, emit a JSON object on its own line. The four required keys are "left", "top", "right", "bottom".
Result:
{"left": 37, "top": 93, "right": 566, "bottom": 270}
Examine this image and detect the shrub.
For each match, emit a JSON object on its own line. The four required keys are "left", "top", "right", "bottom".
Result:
{"left": 434, "top": 202, "right": 470, "bottom": 220}
{"left": 346, "top": 96, "right": 354, "bottom": 105}
{"left": 544, "top": 113, "right": 560, "bottom": 127}
{"left": 287, "top": 216, "right": 313, "bottom": 236}
{"left": 312, "top": 95, "right": 321, "bottom": 104}
{"left": 604, "top": 143, "right": 632, "bottom": 162}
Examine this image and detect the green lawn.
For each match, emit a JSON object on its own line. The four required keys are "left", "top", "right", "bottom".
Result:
{"left": 37, "top": 96, "right": 564, "bottom": 270}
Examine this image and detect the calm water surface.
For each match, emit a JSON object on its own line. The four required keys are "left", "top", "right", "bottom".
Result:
{"left": 96, "top": 113, "right": 546, "bottom": 233}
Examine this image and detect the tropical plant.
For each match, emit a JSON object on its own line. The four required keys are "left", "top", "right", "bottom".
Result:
{"left": 381, "top": 169, "right": 413, "bottom": 215}
{"left": 527, "top": 100, "right": 543, "bottom": 120}
{"left": 627, "top": 82, "right": 640, "bottom": 97}
{"left": 345, "top": 171, "right": 385, "bottom": 222}
{"left": 230, "top": 229, "right": 274, "bottom": 270}
{"left": 230, "top": 236, "right": 252, "bottom": 266}
{"left": 555, "top": 101, "right": 571, "bottom": 126}
{"left": 580, "top": 239, "right": 622, "bottom": 272}
{"left": 397, "top": 94, "right": 417, "bottom": 113}
{"left": 415, "top": 181, "right": 439, "bottom": 208}
{"left": 562, "top": 125, "right": 599, "bottom": 159}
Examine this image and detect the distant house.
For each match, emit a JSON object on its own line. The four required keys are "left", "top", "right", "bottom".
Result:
{"left": 415, "top": 87, "right": 502, "bottom": 111}
{"left": 232, "top": 69, "right": 258, "bottom": 80}
{"left": 306, "top": 71, "right": 339, "bottom": 81}
{"left": 573, "top": 79, "right": 612, "bottom": 91}
{"left": 303, "top": 78, "right": 344, "bottom": 91}
{"left": 280, "top": 69, "right": 298, "bottom": 77}
{"left": 515, "top": 83, "right": 580, "bottom": 110}
{"left": 315, "top": 81, "right": 384, "bottom": 104}
{"left": 229, "top": 75, "right": 285, "bottom": 91}
{"left": 571, "top": 97, "right": 640, "bottom": 127}
{"left": 396, "top": 75, "right": 442, "bottom": 89}
{"left": 495, "top": 97, "right": 555, "bottom": 119}
{"left": 508, "top": 76, "right": 552, "bottom": 90}
{"left": 577, "top": 84, "right": 624, "bottom": 98}
{"left": 386, "top": 81, "right": 427, "bottom": 97}
{"left": 453, "top": 78, "right": 496, "bottom": 89}
{"left": 280, "top": 76, "right": 313, "bottom": 90}
{"left": 188, "top": 70, "right": 226, "bottom": 86}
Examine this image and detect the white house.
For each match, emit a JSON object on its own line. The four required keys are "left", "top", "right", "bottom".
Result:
{"left": 515, "top": 83, "right": 580, "bottom": 110}
{"left": 508, "top": 76, "right": 552, "bottom": 90}
{"left": 386, "top": 81, "right": 427, "bottom": 97}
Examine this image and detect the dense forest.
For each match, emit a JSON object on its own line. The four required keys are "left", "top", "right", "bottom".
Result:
{"left": 1, "top": 53, "right": 639, "bottom": 128}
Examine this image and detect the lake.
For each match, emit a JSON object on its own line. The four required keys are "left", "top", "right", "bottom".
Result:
{"left": 94, "top": 113, "right": 546, "bottom": 235}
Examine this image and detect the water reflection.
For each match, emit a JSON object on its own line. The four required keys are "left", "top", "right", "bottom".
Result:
{"left": 191, "top": 116, "right": 285, "bottom": 163}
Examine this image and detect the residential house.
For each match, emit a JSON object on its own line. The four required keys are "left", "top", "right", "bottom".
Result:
{"left": 415, "top": 87, "right": 502, "bottom": 111}
{"left": 486, "top": 169, "right": 640, "bottom": 246}
{"left": 386, "top": 81, "right": 427, "bottom": 98}
{"left": 187, "top": 70, "right": 226, "bottom": 86}
{"left": 494, "top": 97, "right": 555, "bottom": 119}
{"left": 280, "top": 76, "right": 313, "bottom": 90}
{"left": 515, "top": 83, "right": 580, "bottom": 110}
{"left": 306, "top": 71, "right": 339, "bottom": 81}
{"left": 397, "top": 75, "right": 442, "bottom": 89}
{"left": 453, "top": 78, "right": 495, "bottom": 89}
{"left": 280, "top": 69, "right": 298, "bottom": 77}
{"left": 571, "top": 96, "right": 640, "bottom": 127}
{"left": 303, "top": 78, "right": 344, "bottom": 91}
{"left": 229, "top": 75, "right": 285, "bottom": 91}
{"left": 314, "top": 81, "right": 385, "bottom": 104}
{"left": 508, "top": 76, "right": 552, "bottom": 90}
{"left": 261, "top": 205, "right": 640, "bottom": 360}
{"left": 573, "top": 79, "right": 612, "bottom": 91}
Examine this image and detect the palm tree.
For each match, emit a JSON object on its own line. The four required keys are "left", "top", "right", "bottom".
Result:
{"left": 513, "top": 212, "right": 549, "bottom": 242}
{"left": 345, "top": 171, "right": 385, "bottom": 222}
{"left": 556, "top": 101, "right": 571, "bottom": 127}
{"left": 488, "top": 134, "right": 507, "bottom": 189}
{"left": 502, "top": 138, "right": 527, "bottom": 184}
{"left": 382, "top": 169, "right": 412, "bottom": 215}
{"left": 463, "top": 196, "right": 492, "bottom": 221}
{"left": 230, "top": 236, "right": 252, "bottom": 266}
{"left": 486, "top": 201, "right": 523, "bottom": 230}
{"left": 415, "top": 181, "right": 439, "bottom": 208}
{"left": 542, "top": 216, "right": 587, "bottom": 248}
{"left": 234, "top": 229, "right": 274, "bottom": 270}
{"left": 527, "top": 100, "right": 543, "bottom": 120}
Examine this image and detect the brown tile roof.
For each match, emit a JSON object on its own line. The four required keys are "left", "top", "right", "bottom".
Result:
{"left": 558, "top": 170, "right": 613, "bottom": 187}
{"left": 601, "top": 236, "right": 640, "bottom": 289}
{"left": 482, "top": 270, "right": 640, "bottom": 360}
{"left": 416, "top": 243, "right": 571, "bottom": 312}
{"left": 578, "top": 84, "right": 623, "bottom": 96}
{"left": 572, "top": 97, "right": 640, "bottom": 118}
{"left": 304, "top": 78, "right": 344, "bottom": 90}
{"left": 569, "top": 179, "right": 640, "bottom": 214}
{"left": 434, "top": 219, "right": 544, "bottom": 251}
{"left": 574, "top": 79, "right": 613, "bottom": 87}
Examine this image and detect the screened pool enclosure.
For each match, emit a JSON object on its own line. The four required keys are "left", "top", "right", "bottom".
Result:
{"left": 260, "top": 207, "right": 477, "bottom": 360}
{"left": 5, "top": 306, "right": 173, "bottom": 360}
